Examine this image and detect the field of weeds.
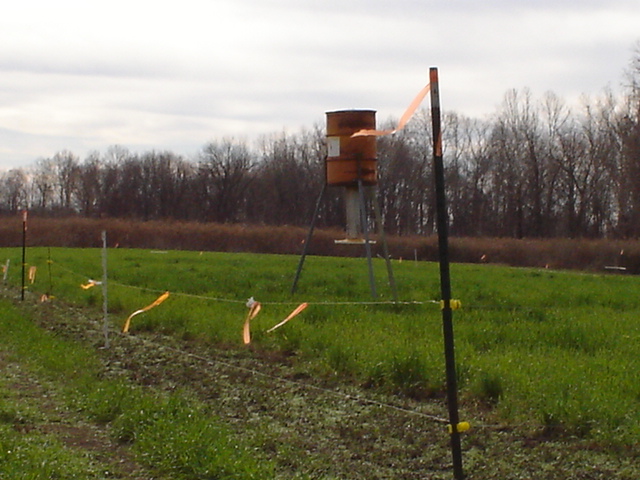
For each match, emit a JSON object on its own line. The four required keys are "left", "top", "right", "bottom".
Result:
{"left": 1, "top": 243, "right": 640, "bottom": 478}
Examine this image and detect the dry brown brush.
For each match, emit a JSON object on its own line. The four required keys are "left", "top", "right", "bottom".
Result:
{"left": 1, "top": 216, "right": 639, "bottom": 273}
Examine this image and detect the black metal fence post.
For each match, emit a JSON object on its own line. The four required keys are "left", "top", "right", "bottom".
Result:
{"left": 429, "top": 67, "right": 464, "bottom": 480}
{"left": 21, "top": 210, "right": 27, "bottom": 301}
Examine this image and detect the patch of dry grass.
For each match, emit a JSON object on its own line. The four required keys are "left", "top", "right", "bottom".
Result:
{"left": 1, "top": 215, "right": 639, "bottom": 273}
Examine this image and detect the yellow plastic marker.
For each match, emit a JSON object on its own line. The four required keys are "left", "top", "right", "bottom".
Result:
{"left": 447, "top": 422, "right": 471, "bottom": 434}
{"left": 122, "top": 291, "right": 170, "bottom": 333}
{"left": 440, "top": 299, "right": 462, "bottom": 310}
{"left": 243, "top": 298, "right": 262, "bottom": 345}
{"left": 266, "top": 303, "right": 308, "bottom": 333}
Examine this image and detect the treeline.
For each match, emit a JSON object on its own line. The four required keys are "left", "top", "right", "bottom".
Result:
{"left": 2, "top": 53, "right": 639, "bottom": 239}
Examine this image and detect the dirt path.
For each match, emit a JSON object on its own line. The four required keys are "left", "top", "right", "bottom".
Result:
{"left": 4, "top": 287, "right": 639, "bottom": 479}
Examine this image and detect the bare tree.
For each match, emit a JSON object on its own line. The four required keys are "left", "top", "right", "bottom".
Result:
{"left": 6, "top": 47, "right": 640, "bottom": 240}
{"left": 76, "top": 152, "right": 103, "bottom": 217}
{"left": 0, "top": 169, "right": 28, "bottom": 213}
{"left": 249, "top": 130, "right": 327, "bottom": 227}
{"left": 198, "top": 139, "right": 255, "bottom": 223}
{"left": 31, "top": 158, "right": 56, "bottom": 211}
{"left": 52, "top": 150, "right": 80, "bottom": 212}
{"left": 616, "top": 46, "right": 640, "bottom": 236}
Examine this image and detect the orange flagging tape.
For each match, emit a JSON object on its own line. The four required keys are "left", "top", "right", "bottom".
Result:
{"left": 122, "top": 291, "right": 170, "bottom": 333}
{"left": 80, "top": 279, "right": 102, "bottom": 290}
{"left": 266, "top": 303, "right": 308, "bottom": 333}
{"left": 243, "top": 299, "right": 262, "bottom": 345}
{"left": 28, "top": 266, "right": 37, "bottom": 284}
{"left": 351, "top": 83, "right": 431, "bottom": 137}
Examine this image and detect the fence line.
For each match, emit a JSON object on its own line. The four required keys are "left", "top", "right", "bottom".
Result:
{"left": 49, "top": 258, "right": 607, "bottom": 312}
{"left": 50, "top": 258, "right": 441, "bottom": 307}
{"left": 11, "top": 253, "right": 616, "bottom": 312}
{"left": 132, "top": 333, "right": 452, "bottom": 424}
{"left": 1, "top": 253, "right": 609, "bottom": 435}
{"left": 124, "top": 325, "right": 572, "bottom": 434}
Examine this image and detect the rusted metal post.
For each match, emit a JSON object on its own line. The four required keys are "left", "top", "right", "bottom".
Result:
{"left": 291, "top": 182, "right": 327, "bottom": 295}
{"left": 356, "top": 161, "right": 377, "bottom": 298}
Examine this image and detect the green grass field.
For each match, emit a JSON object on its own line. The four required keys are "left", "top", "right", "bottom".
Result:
{"left": 3, "top": 246, "right": 640, "bottom": 448}
{"left": 0, "top": 295, "right": 275, "bottom": 479}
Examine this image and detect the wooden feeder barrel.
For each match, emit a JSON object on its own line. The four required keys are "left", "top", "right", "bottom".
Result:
{"left": 326, "top": 110, "right": 377, "bottom": 186}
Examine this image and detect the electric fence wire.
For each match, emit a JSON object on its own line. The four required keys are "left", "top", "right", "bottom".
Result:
{"left": 50, "top": 259, "right": 586, "bottom": 311}
{"left": 116, "top": 325, "right": 631, "bottom": 434}
{"left": 5, "top": 258, "right": 599, "bottom": 433}
{"left": 51, "top": 261, "right": 604, "bottom": 311}
{"left": 50, "top": 259, "right": 441, "bottom": 307}
{"left": 4, "top": 260, "right": 456, "bottom": 426}
{"left": 128, "top": 332, "right": 452, "bottom": 425}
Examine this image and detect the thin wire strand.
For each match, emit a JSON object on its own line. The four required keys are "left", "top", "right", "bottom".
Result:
{"left": 51, "top": 260, "right": 440, "bottom": 307}
{"left": 128, "top": 333, "right": 450, "bottom": 424}
{"left": 14, "top": 258, "right": 604, "bottom": 432}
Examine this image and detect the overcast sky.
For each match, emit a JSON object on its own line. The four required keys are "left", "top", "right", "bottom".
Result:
{"left": 1, "top": 0, "right": 638, "bottom": 170}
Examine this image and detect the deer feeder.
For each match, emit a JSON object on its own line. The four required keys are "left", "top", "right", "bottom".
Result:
{"left": 326, "top": 110, "right": 377, "bottom": 242}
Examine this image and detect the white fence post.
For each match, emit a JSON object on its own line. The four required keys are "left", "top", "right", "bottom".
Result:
{"left": 101, "top": 231, "right": 110, "bottom": 348}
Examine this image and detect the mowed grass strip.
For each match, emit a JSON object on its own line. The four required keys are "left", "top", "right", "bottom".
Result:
{"left": 0, "top": 297, "right": 275, "bottom": 480}
{"left": 0, "top": 300, "right": 112, "bottom": 479}
{"left": 3, "top": 246, "right": 640, "bottom": 447}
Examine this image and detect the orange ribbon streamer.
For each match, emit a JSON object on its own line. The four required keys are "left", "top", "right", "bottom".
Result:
{"left": 80, "top": 279, "right": 101, "bottom": 290}
{"left": 28, "top": 266, "right": 37, "bottom": 284}
{"left": 243, "top": 300, "right": 262, "bottom": 345}
{"left": 266, "top": 303, "right": 308, "bottom": 333}
{"left": 351, "top": 83, "right": 431, "bottom": 137}
{"left": 122, "top": 291, "right": 170, "bottom": 333}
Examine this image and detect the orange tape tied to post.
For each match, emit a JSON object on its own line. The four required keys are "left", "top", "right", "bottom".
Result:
{"left": 351, "top": 83, "right": 431, "bottom": 138}
{"left": 243, "top": 297, "right": 262, "bottom": 345}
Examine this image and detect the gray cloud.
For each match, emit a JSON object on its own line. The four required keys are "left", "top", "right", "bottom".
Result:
{"left": 0, "top": 0, "right": 638, "bottom": 170}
